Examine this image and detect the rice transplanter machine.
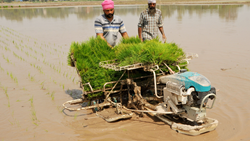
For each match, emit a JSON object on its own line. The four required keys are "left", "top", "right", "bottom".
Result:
{"left": 63, "top": 54, "right": 218, "bottom": 136}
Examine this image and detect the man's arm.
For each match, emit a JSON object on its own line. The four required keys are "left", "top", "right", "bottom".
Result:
{"left": 138, "top": 13, "right": 144, "bottom": 42}
{"left": 121, "top": 32, "right": 129, "bottom": 39}
{"left": 96, "top": 33, "right": 113, "bottom": 48}
{"left": 159, "top": 27, "right": 167, "bottom": 43}
{"left": 95, "top": 18, "right": 113, "bottom": 48}
{"left": 157, "top": 11, "right": 167, "bottom": 43}
{"left": 119, "top": 20, "right": 129, "bottom": 39}
{"left": 138, "top": 27, "right": 143, "bottom": 42}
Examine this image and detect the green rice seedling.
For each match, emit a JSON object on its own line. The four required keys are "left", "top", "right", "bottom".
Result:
{"left": 40, "top": 81, "right": 45, "bottom": 90}
{"left": 5, "top": 46, "right": 10, "bottom": 51}
{"left": 74, "top": 113, "right": 78, "bottom": 119}
{"left": 11, "top": 6, "right": 13, "bottom": 8}
{"left": 31, "top": 76, "right": 34, "bottom": 81}
{"left": 62, "top": 84, "right": 64, "bottom": 90}
{"left": 29, "top": 96, "right": 38, "bottom": 126}
{"left": 4, "top": 87, "right": 8, "bottom": 98}
{"left": 50, "top": 91, "right": 55, "bottom": 100}
{"left": 9, "top": 120, "right": 14, "bottom": 125}
{"left": 16, "top": 119, "right": 20, "bottom": 127}
{"left": 7, "top": 71, "right": 9, "bottom": 75}
{"left": 29, "top": 96, "right": 33, "bottom": 105}
{"left": 25, "top": 52, "right": 29, "bottom": 57}
{"left": 19, "top": 5, "right": 21, "bottom": 7}
{"left": 16, "top": 100, "right": 20, "bottom": 102}
{"left": 6, "top": 58, "right": 10, "bottom": 63}
{"left": 14, "top": 77, "right": 18, "bottom": 85}
{"left": 69, "top": 36, "right": 187, "bottom": 99}
{"left": 10, "top": 72, "right": 13, "bottom": 79}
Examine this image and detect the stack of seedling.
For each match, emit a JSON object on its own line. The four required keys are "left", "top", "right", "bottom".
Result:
{"left": 68, "top": 36, "right": 187, "bottom": 98}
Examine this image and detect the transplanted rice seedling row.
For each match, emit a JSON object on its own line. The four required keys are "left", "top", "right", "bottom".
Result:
{"left": 1, "top": 26, "right": 79, "bottom": 100}
{"left": 68, "top": 36, "right": 188, "bottom": 98}
{"left": 29, "top": 96, "right": 38, "bottom": 126}
{"left": 1, "top": 85, "right": 11, "bottom": 107}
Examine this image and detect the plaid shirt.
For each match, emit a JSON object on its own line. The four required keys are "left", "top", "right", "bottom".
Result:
{"left": 138, "top": 8, "right": 163, "bottom": 40}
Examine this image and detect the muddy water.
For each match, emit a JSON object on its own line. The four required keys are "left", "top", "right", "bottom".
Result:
{"left": 0, "top": 4, "right": 250, "bottom": 141}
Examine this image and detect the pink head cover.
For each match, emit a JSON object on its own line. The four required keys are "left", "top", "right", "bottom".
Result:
{"left": 102, "top": 0, "right": 114, "bottom": 10}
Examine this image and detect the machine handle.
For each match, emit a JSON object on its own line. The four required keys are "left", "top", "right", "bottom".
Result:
{"left": 199, "top": 93, "right": 216, "bottom": 112}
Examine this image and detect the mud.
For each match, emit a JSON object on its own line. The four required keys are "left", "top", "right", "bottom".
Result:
{"left": 0, "top": 4, "right": 250, "bottom": 141}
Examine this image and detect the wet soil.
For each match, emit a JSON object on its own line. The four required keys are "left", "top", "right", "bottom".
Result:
{"left": 0, "top": 4, "right": 250, "bottom": 141}
{"left": 0, "top": 0, "right": 250, "bottom": 8}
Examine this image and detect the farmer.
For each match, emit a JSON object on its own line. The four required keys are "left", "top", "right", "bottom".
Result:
{"left": 94, "top": 0, "right": 129, "bottom": 47}
{"left": 138, "top": 0, "right": 167, "bottom": 42}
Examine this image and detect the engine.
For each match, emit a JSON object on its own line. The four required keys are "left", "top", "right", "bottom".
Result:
{"left": 158, "top": 71, "right": 216, "bottom": 122}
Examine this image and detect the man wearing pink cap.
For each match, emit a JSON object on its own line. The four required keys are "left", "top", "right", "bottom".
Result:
{"left": 95, "top": 0, "right": 129, "bottom": 47}
{"left": 138, "top": 0, "right": 166, "bottom": 42}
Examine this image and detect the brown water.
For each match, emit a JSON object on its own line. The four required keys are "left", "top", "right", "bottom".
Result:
{"left": 0, "top": 4, "right": 250, "bottom": 141}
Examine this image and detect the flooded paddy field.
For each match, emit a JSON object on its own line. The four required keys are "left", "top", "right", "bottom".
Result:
{"left": 0, "top": 4, "right": 250, "bottom": 141}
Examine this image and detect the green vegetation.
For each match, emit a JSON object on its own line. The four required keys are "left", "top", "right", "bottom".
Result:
{"left": 68, "top": 36, "right": 123, "bottom": 96}
{"left": 29, "top": 96, "right": 38, "bottom": 126}
{"left": 115, "top": 37, "right": 186, "bottom": 68}
{"left": 68, "top": 36, "right": 187, "bottom": 98}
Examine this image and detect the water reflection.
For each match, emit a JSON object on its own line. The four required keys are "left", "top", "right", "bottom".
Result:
{"left": 0, "top": 5, "right": 245, "bottom": 22}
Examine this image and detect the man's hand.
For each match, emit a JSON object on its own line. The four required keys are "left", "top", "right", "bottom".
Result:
{"left": 162, "top": 34, "right": 167, "bottom": 43}
{"left": 96, "top": 33, "right": 113, "bottom": 48}
{"left": 159, "top": 27, "right": 166, "bottom": 43}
